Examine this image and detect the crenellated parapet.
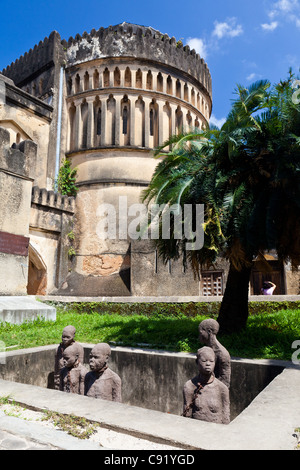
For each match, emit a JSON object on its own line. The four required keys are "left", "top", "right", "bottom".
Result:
{"left": 1, "top": 31, "right": 65, "bottom": 99}
{"left": 31, "top": 186, "right": 75, "bottom": 213}
{"left": 65, "top": 23, "right": 212, "bottom": 98}
{"left": 0, "top": 126, "right": 37, "bottom": 179}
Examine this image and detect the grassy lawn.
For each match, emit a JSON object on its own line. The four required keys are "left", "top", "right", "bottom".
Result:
{"left": 0, "top": 303, "right": 300, "bottom": 361}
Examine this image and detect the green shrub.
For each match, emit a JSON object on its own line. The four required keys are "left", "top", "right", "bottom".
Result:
{"left": 56, "top": 159, "right": 78, "bottom": 197}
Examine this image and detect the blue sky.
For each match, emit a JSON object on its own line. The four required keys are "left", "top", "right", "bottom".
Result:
{"left": 0, "top": 0, "right": 299, "bottom": 125}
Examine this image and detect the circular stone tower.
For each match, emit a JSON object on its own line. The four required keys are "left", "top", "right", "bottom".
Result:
{"left": 61, "top": 23, "right": 212, "bottom": 296}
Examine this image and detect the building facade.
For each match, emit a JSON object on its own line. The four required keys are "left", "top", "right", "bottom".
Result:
{"left": 0, "top": 24, "right": 298, "bottom": 297}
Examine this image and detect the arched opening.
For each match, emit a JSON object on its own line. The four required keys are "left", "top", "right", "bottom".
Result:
{"left": 176, "top": 79, "right": 181, "bottom": 98}
{"left": 94, "top": 96, "right": 101, "bottom": 147}
{"left": 93, "top": 69, "right": 100, "bottom": 89}
{"left": 67, "top": 77, "right": 72, "bottom": 95}
{"left": 191, "top": 88, "right": 195, "bottom": 105}
{"left": 157, "top": 72, "right": 163, "bottom": 92}
{"left": 75, "top": 74, "right": 80, "bottom": 93}
{"left": 103, "top": 68, "right": 110, "bottom": 87}
{"left": 125, "top": 67, "right": 132, "bottom": 87}
{"left": 114, "top": 67, "right": 121, "bottom": 87}
{"left": 186, "top": 111, "right": 192, "bottom": 131}
{"left": 84, "top": 71, "right": 89, "bottom": 91}
{"left": 184, "top": 83, "right": 188, "bottom": 101}
{"left": 27, "top": 244, "right": 47, "bottom": 295}
{"left": 146, "top": 70, "right": 153, "bottom": 90}
{"left": 175, "top": 106, "right": 183, "bottom": 135}
{"left": 136, "top": 69, "right": 142, "bottom": 88}
{"left": 167, "top": 75, "right": 172, "bottom": 95}
{"left": 121, "top": 95, "right": 130, "bottom": 145}
{"left": 69, "top": 102, "right": 76, "bottom": 150}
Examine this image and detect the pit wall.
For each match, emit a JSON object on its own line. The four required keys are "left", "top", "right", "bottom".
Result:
{"left": 0, "top": 344, "right": 284, "bottom": 420}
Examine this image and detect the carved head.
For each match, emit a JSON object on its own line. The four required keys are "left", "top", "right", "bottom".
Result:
{"left": 89, "top": 343, "right": 111, "bottom": 372}
{"left": 61, "top": 325, "right": 76, "bottom": 347}
{"left": 63, "top": 343, "right": 80, "bottom": 369}
{"left": 198, "top": 319, "right": 219, "bottom": 344}
{"left": 196, "top": 346, "right": 215, "bottom": 376}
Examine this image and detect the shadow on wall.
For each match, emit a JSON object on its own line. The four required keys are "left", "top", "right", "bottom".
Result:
{"left": 0, "top": 345, "right": 285, "bottom": 421}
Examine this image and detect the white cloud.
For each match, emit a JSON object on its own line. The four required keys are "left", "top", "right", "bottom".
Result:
{"left": 246, "top": 73, "right": 257, "bottom": 81}
{"left": 212, "top": 18, "right": 243, "bottom": 39}
{"left": 266, "top": 0, "right": 300, "bottom": 28}
{"left": 186, "top": 37, "right": 208, "bottom": 59}
{"left": 246, "top": 72, "right": 262, "bottom": 82}
{"left": 261, "top": 21, "right": 279, "bottom": 31}
{"left": 290, "top": 13, "right": 300, "bottom": 26}
{"left": 209, "top": 114, "right": 226, "bottom": 128}
{"left": 273, "top": 0, "right": 298, "bottom": 13}
{"left": 185, "top": 16, "right": 243, "bottom": 60}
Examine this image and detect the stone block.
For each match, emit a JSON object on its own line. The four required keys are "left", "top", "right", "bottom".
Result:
{"left": 0, "top": 296, "right": 56, "bottom": 324}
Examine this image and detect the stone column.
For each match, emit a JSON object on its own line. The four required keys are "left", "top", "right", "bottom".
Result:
{"left": 130, "top": 95, "right": 135, "bottom": 146}
{"left": 170, "top": 103, "right": 177, "bottom": 137}
{"left": 86, "top": 97, "right": 95, "bottom": 149}
{"left": 74, "top": 99, "right": 82, "bottom": 150}
{"left": 120, "top": 68, "right": 125, "bottom": 88}
{"left": 144, "top": 97, "right": 151, "bottom": 148}
{"left": 100, "top": 95, "right": 108, "bottom": 146}
{"left": 162, "top": 73, "right": 167, "bottom": 94}
{"left": 157, "top": 100, "right": 164, "bottom": 146}
{"left": 114, "top": 95, "right": 122, "bottom": 146}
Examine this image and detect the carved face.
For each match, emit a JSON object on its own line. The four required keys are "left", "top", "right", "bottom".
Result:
{"left": 63, "top": 348, "right": 78, "bottom": 368}
{"left": 198, "top": 325, "right": 210, "bottom": 344}
{"left": 61, "top": 327, "right": 75, "bottom": 347}
{"left": 197, "top": 348, "right": 215, "bottom": 376}
{"left": 89, "top": 348, "right": 109, "bottom": 372}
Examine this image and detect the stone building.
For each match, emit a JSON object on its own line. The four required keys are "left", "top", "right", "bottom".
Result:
{"left": 0, "top": 23, "right": 299, "bottom": 297}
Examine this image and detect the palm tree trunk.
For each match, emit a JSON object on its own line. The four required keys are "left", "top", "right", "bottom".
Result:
{"left": 217, "top": 261, "right": 252, "bottom": 334}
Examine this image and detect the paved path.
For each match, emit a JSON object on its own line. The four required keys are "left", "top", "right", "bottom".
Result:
{"left": 0, "top": 428, "right": 59, "bottom": 450}
{"left": 0, "top": 411, "right": 102, "bottom": 450}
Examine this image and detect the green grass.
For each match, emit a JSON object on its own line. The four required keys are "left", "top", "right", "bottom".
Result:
{"left": 0, "top": 304, "right": 300, "bottom": 361}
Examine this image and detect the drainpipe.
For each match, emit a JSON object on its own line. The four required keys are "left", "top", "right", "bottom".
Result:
{"left": 54, "top": 66, "right": 64, "bottom": 188}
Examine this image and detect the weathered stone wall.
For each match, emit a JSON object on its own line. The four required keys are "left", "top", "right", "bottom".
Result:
{"left": 29, "top": 187, "right": 75, "bottom": 295}
{"left": 0, "top": 73, "right": 53, "bottom": 188}
{"left": 0, "top": 345, "right": 284, "bottom": 420}
{"left": 65, "top": 24, "right": 212, "bottom": 100}
{"left": 0, "top": 127, "right": 36, "bottom": 294}
{"left": 58, "top": 24, "right": 212, "bottom": 296}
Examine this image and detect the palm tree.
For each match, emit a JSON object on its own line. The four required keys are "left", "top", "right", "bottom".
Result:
{"left": 143, "top": 72, "right": 300, "bottom": 334}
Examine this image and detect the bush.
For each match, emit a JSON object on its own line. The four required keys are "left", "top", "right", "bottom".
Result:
{"left": 56, "top": 159, "right": 78, "bottom": 197}
{"left": 45, "top": 300, "right": 300, "bottom": 317}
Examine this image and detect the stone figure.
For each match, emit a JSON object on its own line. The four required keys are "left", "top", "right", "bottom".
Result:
{"left": 54, "top": 325, "right": 84, "bottom": 389}
{"left": 198, "top": 318, "right": 231, "bottom": 388}
{"left": 60, "top": 343, "right": 88, "bottom": 394}
{"left": 84, "top": 343, "right": 122, "bottom": 402}
{"left": 183, "top": 346, "right": 230, "bottom": 424}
